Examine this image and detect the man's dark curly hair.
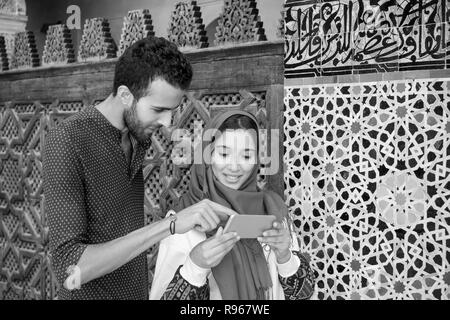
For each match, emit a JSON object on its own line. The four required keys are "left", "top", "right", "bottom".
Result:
{"left": 113, "top": 36, "right": 193, "bottom": 100}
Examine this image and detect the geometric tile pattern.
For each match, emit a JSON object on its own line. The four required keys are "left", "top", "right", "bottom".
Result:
{"left": 168, "top": 1, "right": 208, "bottom": 50}
{"left": 285, "top": 0, "right": 450, "bottom": 78}
{"left": 0, "top": 100, "right": 101, "bottom": 300}
{"left": 0, "top": 100, "right": 87, "bottom": 299}
{"left": 284, "top": 79, "right": 450, "bottom": 299}
{"left": 214, "top": 0, "right": 267, "bottom": 46}
{"left": 0, "top": 101, "right": 58, "bottom": 299}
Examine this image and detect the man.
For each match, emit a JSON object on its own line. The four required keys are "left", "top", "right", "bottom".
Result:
{"left": 43, "top": 36, "right": 239, "bottom": 300}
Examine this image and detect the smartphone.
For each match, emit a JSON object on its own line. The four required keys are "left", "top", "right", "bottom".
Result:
{"left": 223, "top": 215, "right": 277, "bottom": 239}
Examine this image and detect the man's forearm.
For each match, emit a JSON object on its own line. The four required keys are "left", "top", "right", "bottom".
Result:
{"left": 74, "top": 217, "right": 172, "bottom": 287}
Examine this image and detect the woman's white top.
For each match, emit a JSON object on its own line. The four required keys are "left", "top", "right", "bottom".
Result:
{"left": 150, "top": 214, "right": 301, "bottom": 300}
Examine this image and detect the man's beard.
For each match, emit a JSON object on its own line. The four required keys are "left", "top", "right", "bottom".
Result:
{"left": 123, "top": 101, "right": 157, "bottom": 143}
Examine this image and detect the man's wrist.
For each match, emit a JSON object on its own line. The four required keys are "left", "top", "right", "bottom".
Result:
{"left": 166, "top": 210, "right": 177, "bottom": 234}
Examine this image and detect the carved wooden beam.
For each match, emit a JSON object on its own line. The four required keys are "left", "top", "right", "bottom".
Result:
{"left": 0, "top": 35, "right": 9, "bottom": 71}
{"left": 10, "top": 31, "right": 39, "bottom": 70}
{"left": 168, "top": 1, "right": 208, "bottom": 50}
{"left": 78, "top": 18, "right": 117, "bottom": 62}
{"left": 42, "top": 24, "right": 75, "bottom": 66}
{"left": 214, "top": 0, "right": 266, "bottom": 47}
{"left": 118, "top": 9, "right": 155, "bottom": 57}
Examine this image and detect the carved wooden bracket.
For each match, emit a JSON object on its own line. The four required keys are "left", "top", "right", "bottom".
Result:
{"left": 0, "top": 35, "right": 8, "bottom": 71}
{"left": 42, "top": 24, "right": 75, "bottom": 66}
{"left": 10, "top": 31, "right": 38, "bottom": 70}
{"left": 214, "top": 0, "right": 266, "bottom": 47}
{"left": 118, "top": 9, "right": 155, "bottom": 57}
{"left": 78, "top": 18, "right": 117, "bottom": 62}
{"left": 168, "top": 1, "right": 208, "bottom": 50}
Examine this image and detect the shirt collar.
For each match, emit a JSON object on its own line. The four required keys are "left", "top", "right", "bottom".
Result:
{"left": 87, "top": 105, "right": 123, "bottom": 141}
{"left": 87, "top": 104, "right": 153, "bottom": 148}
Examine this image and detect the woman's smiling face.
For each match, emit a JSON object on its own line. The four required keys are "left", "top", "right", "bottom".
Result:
{"left": 211, "top": 129, "right": 257, "bottom": 190}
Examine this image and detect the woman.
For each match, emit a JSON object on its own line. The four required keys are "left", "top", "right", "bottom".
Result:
{"left": 150, "top": 110, "right": 315, "bottom": 300}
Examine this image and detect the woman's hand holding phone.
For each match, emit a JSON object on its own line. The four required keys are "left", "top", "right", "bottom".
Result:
{"left": 258, "top": 221, "right": 291, "bottom": 264}
{"left": 190, "top": 227, "right": 240, "bottom": 268}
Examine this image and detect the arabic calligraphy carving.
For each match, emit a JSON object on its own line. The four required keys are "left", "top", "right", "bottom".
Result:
{"left": 285, "top": 0, "right": 449, "bottom": 78}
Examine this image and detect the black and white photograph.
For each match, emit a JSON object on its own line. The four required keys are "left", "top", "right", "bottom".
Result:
{"left": 0, "top": 0, "right": 449, "bottom": 308}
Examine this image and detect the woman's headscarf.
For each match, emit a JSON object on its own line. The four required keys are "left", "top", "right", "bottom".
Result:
{"left": 176, "top": 110, "right": 289, "bottom": 300}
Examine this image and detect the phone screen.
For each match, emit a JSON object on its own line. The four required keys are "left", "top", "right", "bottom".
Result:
{"left": 223, "top": 215, "right": 276, "bottom": 238}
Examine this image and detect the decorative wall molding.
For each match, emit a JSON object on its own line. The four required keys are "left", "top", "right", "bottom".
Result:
{"left": 214, "top": 0, "right": 267, "bottom": 46}
{"left": 168, "top": 1, "right": 208, "bottom": 50}
{"left": 9, "top": 31, "right": 38, "bottom": 70}
{"left": 78, "top": 18, "right": 117, "bottom": 62}
{"left": 118, "top": 9, "right": 155, "bottom": 57}
{"left": 0, "top": 35, "right": 8, "bottom": 71}
{"left": 42, "top": 24, "right": 75, "bottom": 66}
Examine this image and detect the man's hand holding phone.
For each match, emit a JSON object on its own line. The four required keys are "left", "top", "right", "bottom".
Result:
{"left": 175, "top": 199, "right": 237, "bottom": 234}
